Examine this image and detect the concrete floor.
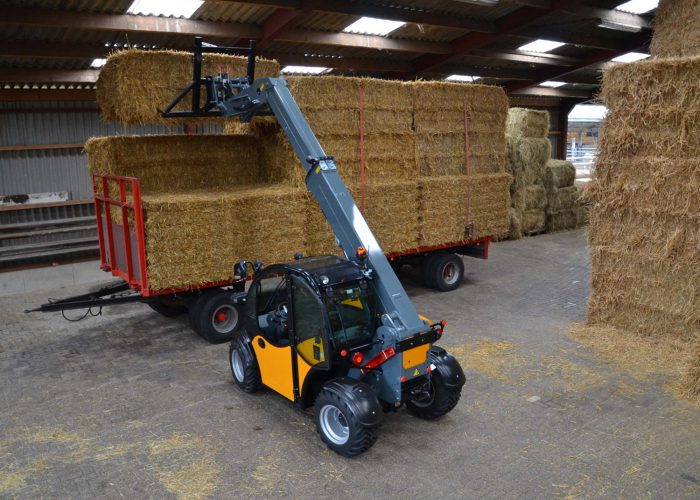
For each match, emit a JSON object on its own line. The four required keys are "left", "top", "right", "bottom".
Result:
{"left": 1, "top": 229, "right": 699, "bottom": 498}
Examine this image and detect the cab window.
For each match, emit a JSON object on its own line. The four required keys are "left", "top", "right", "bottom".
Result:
{"left": 325, "top": 281, "right": 374, "bottom": 349}
{"left": 291, "top": 275, "right": 329, "bottom": 369}
{"left": 249, "top": 271, "right": 289, "bottom": 346}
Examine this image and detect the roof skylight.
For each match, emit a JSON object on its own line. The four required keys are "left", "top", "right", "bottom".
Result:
{"left": 126, "top": 0, "right": 203, "bottom": 18}
{"left": 517, "top": 39, "right": 566, "bottom": 53}
{"left": 540, "top": 81, "right": 566, "bottom": 88}
{"left": 611, "top": 51, "right": 650, "bottom": 63}
{"left": 343, "top": 17, "right": 405, "bottom": 36}
{"left": 90, "top": 58, "right": 107, "bottom": 68}
{"left": 614, "top": 0, "right": 659, "bottom": 14}
{"left": 281, "top": 66, "right": 330, "bottom": 75}
{"left": 445, "top": 75, "right": 480, "bottom": 82}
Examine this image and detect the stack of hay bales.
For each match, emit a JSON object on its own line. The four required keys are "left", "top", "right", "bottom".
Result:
{"left": 505, "top": 108, "right": 550, "bottom": 236}
{"left": 544, "top": 159, "right": 580, "bottom": 231}
{"left": 92, "top": 50, "right": 512, "bottom": 291}
{"left": 584, "top": 50, "right": 700, "bottom": 397}
{"left": 227, "top": 77, "right": 512, "bottom": 254}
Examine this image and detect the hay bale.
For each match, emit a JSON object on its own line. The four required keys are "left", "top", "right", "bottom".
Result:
{"left": 512, "top": 184, "right": 546, "bottom": 212}
{"left": 521, "top": 209, "right": 545, "bottom": 234}
{"left": 96, "top": 49, "right": 280, "bottom": 125}
{"left": 545, "top": 159, "right": 576, "bottom": 189}
{"left": 506, "top": 108, "right": 549, "bottom": 138}
{"left": 142, "top": 186, "right": 306, "bottom": 291}
{"left": 85, "top": 135, "right": 262, "bottom": 192}
{"left": 547, "top": 186, "right": 578, "bottom": 213}
{"left": 507, "top": 208, "right": 522, "bottom": 240}
{"left": 418, "top": 173, "right": 511, "bottom": 245}
{"left": 412, "top": 80, "right": 508, "bottom": 176}
{"left": 651, "top": 0, "right": 700, "bottom": 58}
{"left": 588, "top": 245, "right": 700, "bottom": 337}
{"left": 350, "top": 180, "right": 420, "bottom": 254}
{"left": 545, "top": 210, "right": 578, "bottom": 232}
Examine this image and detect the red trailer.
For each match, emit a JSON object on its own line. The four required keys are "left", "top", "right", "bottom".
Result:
{"left": 28, "top": 172, "right": 490, "bottom": 343}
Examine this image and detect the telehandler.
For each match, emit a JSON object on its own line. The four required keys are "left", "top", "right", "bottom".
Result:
{"left": 162, "top": 38, "right": 466, "bottom": 457}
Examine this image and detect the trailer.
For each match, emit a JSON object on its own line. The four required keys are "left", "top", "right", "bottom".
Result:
{"left": 27, "top": 170, "right": 490, "bottom": 344}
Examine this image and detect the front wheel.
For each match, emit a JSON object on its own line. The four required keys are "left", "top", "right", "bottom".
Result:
{"left": 406, "top": 372, "right": 462, "bottom": 420}
{"left": 229, "top": 334, "right": 262, "bottom": 393}
{"left": 314, "top": 380, "right": 381, "bottom": 457}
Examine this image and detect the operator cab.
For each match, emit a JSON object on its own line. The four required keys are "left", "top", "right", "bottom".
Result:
{"left": 243, "top": 255, "right": 376, "bottom": 373}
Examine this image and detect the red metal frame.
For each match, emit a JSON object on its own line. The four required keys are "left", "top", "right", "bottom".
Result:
{"left": 385, "top": 236, "right": 490, "bottom": 260}
{"left": 92, "top": 173, "right": 148, "bottom": 291}
{"left": 92, "top": 174, "right": 235, "bottom": 297}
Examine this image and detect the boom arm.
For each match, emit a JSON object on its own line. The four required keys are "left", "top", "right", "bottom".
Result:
{"left": 161, "top": 39, "right": 427, "bottom": 369}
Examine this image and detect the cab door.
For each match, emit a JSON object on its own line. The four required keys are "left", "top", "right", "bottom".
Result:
{"left": 289, "top": 275, "right": 330, "bottom": 398}
{"left": 249, "top": 269, "right": 295, "bottom": 401}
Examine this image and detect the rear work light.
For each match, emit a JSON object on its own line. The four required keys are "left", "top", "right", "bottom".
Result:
{"left": 360, "top": 346, "right": 396, "bottom": 375}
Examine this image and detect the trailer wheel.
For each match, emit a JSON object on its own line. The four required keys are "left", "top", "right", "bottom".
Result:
{"left": 189, "top": 290, "right": 240, "bottom": 344}
{"left": 421, "top": 253, "right": 441, "bottom": 288}
{"left": 229, "top": 333, "right": 262, "bottom": 393}
{"left": 429, "top": 253, "right": 464, "bottom": 292}
{"left": 148, "top": 296, "right": 187, "bottom": 317}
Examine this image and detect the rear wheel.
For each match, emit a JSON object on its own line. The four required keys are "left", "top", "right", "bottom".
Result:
{"left": 148, "top": 296, "right": 187, "bottom": 317}
{"left": 430, "top": 253, "right": 464, "bottom": 292}
{"left": 189, "top": 290, "right": 240, "bottom": 343}
{"left": 314, "top": 385, "right": 380, "bottom": 457}
{"left": 406, "top": 372, "right": 462, "bottom": 420}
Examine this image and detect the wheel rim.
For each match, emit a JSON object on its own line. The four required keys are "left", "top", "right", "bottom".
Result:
{"left": 411, "top": 380, "right": 435, "bottom": 408}
{"left": 231, "top": 349, "right": 244, "bottom": 382}
{"left": 212, "top": 305, "right": 238, "bottom": 333}
{"left": 319, "top": 404, "right": 350, "bottom": 445}
{"left": 441, "top": 262, "right": 459, "bottom": 286}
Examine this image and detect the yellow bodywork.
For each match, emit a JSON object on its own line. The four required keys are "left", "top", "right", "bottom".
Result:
{"left": 252, "top": 335, "right": 295, "bottom": 401}
{"left": 403, "top": 343, "right": 430, "bottom": 370}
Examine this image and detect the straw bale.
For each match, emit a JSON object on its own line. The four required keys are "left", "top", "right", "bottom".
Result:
{"left": 304, "top": 194, "right": 341, "bottom": 257}
{"left": 418, "top": 173, "right": 511, "bottom": 245}
{"left": 96, "top": 49, "right": 280, "bottom": 125}
{"left": 412, "top": 80, "right": 508, "bottom": 177}
{"left": 600, "top": 56, "right": 700, "bottom": 124}
{"left": 506, "top": 108, "right": 549, "bottom": 138}
{"left": 255, "top": 126, "right": 418, "bottom": 188}
{"left": 467, "top": 173, "right": 512, "bottom": 239}
{"left": 588, "top": 207, "right": 700, "bottom": 263}
{"left": 520, "top": 209, "right": 545, "bottom": 234}
{"left": 512, "top": 184, "right": 546, "bottom": 212}
{"left": 141, "top": 186, "right": 306, "bottom": 291}
{"left": 547, "top": 186, "right": 578, "bottom": 213}
{"left": 588, "top": 245, "right": 700, "bottom": 337}
{"left": 510, "top": 137, "right": 551, "bottom": 175}
{"left": 590, "top": 156, "right": 700, "bottom": 218}
{"left": 651, "top": 0, "right": 700, "bottom": 58}
{"left": 349, "top": 180, "right": 420, "bottom": 254}
{"left": 507, "top": 208, "right": 522, "bottom": 240}
{"left": 85, "top": 135, "right": 262, "bottom": 193}
{"left": 545, "top": 159, "right": 576, "bottom": 189}
{"left": 545, "top": 209, "right": 578, "bottom": 232}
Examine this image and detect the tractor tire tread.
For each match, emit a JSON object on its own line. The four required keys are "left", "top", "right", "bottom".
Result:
{"left": 314, "top": 389, "right": 379, "bottom": 458}
{"left": 406, "top": 373, "right": 462, "bottom": 420}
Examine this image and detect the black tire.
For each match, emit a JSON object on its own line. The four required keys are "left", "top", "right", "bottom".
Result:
{"left": 421, "top": 253, "right": 441, "bottom": 289}
{"left": 314, "top": 386, "right": 380, "bottom": 458}
{"left": 148, "top": 296, "right": 187, "bottom": 317}
{"left": 189, "top": 290, "right": 241, "bottom": 344}
{"left": 430, "top": 253, "right": 464, "bottom": 292}
{"left": 405, "top": 372, "right": 462, "bottom": 420}
{"left": 229, "top": 334, "right": 262, "bottom": 393}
